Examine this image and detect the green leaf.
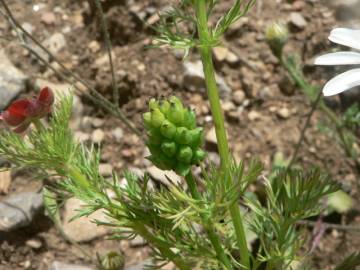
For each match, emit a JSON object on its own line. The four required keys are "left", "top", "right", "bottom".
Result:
{"left": 327, "top": 190, "right": 353, "bottom": 213}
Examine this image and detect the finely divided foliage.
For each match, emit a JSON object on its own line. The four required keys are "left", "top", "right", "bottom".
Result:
{"left": 0, "top": 1, "right": 355, "bottom": 270}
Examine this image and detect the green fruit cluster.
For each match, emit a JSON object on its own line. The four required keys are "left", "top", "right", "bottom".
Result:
{"left": 143, "top": 96, "right": 206, "bottom": 176}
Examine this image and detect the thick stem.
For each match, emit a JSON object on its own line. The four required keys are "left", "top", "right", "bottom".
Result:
{"left": 67, "top": 166, "right": 91, "bottom": 190}
{"left": 195, "top": 1, "right": 250, "bottom": 269}
{"left": 133, "top": 224, "right": 191, "bottom": 270}
{"left": 185, "top": 174, "right": 233, "bottom": 270}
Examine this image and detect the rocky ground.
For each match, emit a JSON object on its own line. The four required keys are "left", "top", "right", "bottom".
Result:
{"left": 0, "top": 0, "right": 360, "bottom": 269}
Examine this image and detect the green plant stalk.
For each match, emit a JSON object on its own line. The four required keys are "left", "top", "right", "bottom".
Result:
{"left": 185, "top": 173, "right": 233, "bottom": 270}
{"left": 67, "top": 166, "right": 91, "bottom": 190}
{"left": 195, "top": 1, "right": 251, "bottom": 269}
{"left": 133, "top": 223, "right": 191, "bottom": 270}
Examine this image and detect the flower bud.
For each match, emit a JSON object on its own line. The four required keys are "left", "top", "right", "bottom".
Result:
{"left": 160, "top": 120, "right": 177, "bottom": 139}
{"left": 101, "top": 251, "right": 124, "bottom": 270}
{"left": 265, "top": 22, "right": 288, "bottom": 58}
{"left": 151, "top": 108, "right": 165, "bottom": 128}
{"left": 161, "top": 141, "right": 177, "bottom": 157}
{"left": 177, "top": 145, "right": 193, "bottom": 164}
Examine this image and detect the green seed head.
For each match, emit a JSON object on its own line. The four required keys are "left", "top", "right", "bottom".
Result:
{"left": 144, "top": 96, "right": 206, "bottom": 176}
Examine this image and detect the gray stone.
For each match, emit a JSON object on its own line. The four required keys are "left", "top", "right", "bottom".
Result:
{"left": 99, "top": 164, "right": 113, "bottom": 177}
{"left": 183, "top": 60, "right": 231, "bottom": 98}
{"left": 147, "top": 166, "right": 182, "bottom": 186}
{"left": 43, "top": 33, "right": 66, "bottom": 55}
{"left": 62, "top": 198, "right": 109, "bottom": 242}
{"left": 232, "top": 91, "right": 245, "bottom": 105}
{"left": 205, "top": 127, "right": 217, "bottom": 145}
{"left": 130, "top": 235, "right": 147, "bottom": 247}
{"left": 91, "top": 129, "right": 105, "bottom": 144}
{"left": 289, "top": 12, "right": 307, "bottom": 29}
{"left": 49, "top": 261, "right": 94, "bottom": 270}
{"left": 0, "top": 192, "right": 43, "bottom": 231}
{"left": 111, "top": 127, "right": 124, "bottom": 142}
{"left": 0, "top": 50, "right": 28, "bottom": 110}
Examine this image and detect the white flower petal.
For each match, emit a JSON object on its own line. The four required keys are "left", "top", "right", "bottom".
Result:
{"left": 323, "top": 68, "right": 360, "bottom": 96}
{"left": 329, "top": 28, "right": 360, "bottom": 50}
{"left": 315, "top": 51, "right": 360, "bottom": 65}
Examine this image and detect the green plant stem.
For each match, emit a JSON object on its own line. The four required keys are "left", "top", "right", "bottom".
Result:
{"left": 33, "top": 119, "right": 45, "bottom": 133}
{"left": 195, "top": 1, "right": 250, "bottom": 269}
{"left": 133, "top": 224, "right": 191, "bottom": 270}
{"left": 67, "top": 166, "right": 91, "bottom": 190}
{"left": 185, "top": 173, "right": 233, "bottom": 270}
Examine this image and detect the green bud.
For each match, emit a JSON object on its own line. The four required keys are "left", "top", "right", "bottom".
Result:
{"left": 175, "top": 163, "right": 191, "bottom": 176}
{"left": 160, "top": 120, "right": 177, "bottom": 139}
{"left": 151, "top": 108, "right": 165, "bottom": 128}
{"left": 192, "top": 149, "right": 206, "bottom": 164}
{"left": 182, "top": 109, "right": 196, "bottom": 129}
{"left": 101, "top": 251, "right": 124, "bottom": 270}
{"left": 177, "top": 145, "right": 193, "bottom": 164}
{"left": 175, "top": 127, "right": 192, "bottom": 145}
{"left": 143, "top": 112, "right": 152, "bottom": 129}
{"left": 265, "top": 22, "right": 288, "bottom": 58}
{"left": 161, "top": 141, "right": 177, "bottom": 157}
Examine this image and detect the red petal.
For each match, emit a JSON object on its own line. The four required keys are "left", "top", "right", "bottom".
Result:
{"left": 1, "top": 110, "right": 26, "bottom": 126}
{"left": 7, "top": 99, "right": 32, "bottom": 116}
{"left": 37, "top": 87, "right": 54, "bottom": 106}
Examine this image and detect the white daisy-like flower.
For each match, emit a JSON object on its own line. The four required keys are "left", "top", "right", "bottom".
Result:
{"left": 315, "top": 28, "right": 360, "bottom": 96}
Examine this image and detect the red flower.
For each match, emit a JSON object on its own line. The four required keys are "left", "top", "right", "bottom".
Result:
{"left": 0, "top": 87, "right": 54, "bottom": 133}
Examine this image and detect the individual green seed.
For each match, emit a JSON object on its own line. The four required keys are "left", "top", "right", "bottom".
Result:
{"left": 160, "top": 120, "right": 177, "bottom": 139}
{"left": 151, "top": 108, "right": 165, "bottom": 128}
{"left": 175, "top": 163, "right": 191, "bottom": 176}
{"left": 159, "top": 99, "right": 171, "bottom": 115}
{"left": 148, "top": 128, "right": 163, "bottom": 145}
{"left": 175, "top": 127, "right": 192, "bottom": 145}
{"left": 182, "top": 109, "right": 196, "bottom": 129}
{"left": 143, "top": 112, "right": 152, "bottom": 129}
{"left": 189, "top": 127, "right": 203, "bottom": 148}
{"left": 167, "top": 105, "right": 185, "bottom": 125}
{"left": 161, "top": 141, "right": 177, "bottom": 157}
{"left": 149, "top": 98, "right": 159, "bottom": 110}
{"left": 192, "top": 149, "right": 206, "bottom": 164}
{"left": 169, "top": 96, "right": 184, "bottom": 109}
{"left": 177, "top": 145, "right": 193, "bottom": 164}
